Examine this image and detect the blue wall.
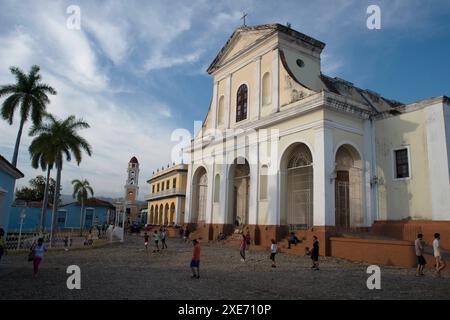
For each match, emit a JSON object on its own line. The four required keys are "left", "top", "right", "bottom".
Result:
{"left": 8, "top": 203, "right": 115, "bottom": 232}
{"left": 0, "top": 170, "right": 19, "bottom": 234}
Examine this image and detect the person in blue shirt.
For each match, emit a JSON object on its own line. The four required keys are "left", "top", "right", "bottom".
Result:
{"left": 287, "top": 232, "right": 299, "bottom": 249}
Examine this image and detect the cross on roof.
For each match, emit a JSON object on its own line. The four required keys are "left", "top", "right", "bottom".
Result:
{"left": 241, "top": 12, "right": 248, "bottom": 26}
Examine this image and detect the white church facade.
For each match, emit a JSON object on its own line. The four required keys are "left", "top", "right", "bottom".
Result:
{"left": 182, "top": 24, "right": 450, "bottom": 255}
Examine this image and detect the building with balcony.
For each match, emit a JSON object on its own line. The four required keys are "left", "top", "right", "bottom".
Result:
{"left": 146, "top": 163, "right": 188, "bottom": 225}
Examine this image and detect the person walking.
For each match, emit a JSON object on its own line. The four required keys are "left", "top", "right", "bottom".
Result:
{"left": 0, "top": 228, "right": 6, "bottom": 263}
{"left": 270, "top": 239, "right": 277, "bottom": 268}
{"left": 184, "top": 227, "right": 190, "bottom": 243}
{"left": 433, "top": 233, "right": 446, "bottom": 277}
{"left": 161, "top": 228, "right": 168, "bottom": 249}
{"left": 153, "top": 229, "right": 160, "bottom": 253}
{"left": 179, "top": 226, "right": 184, "bottom": 240}
{"left": 190, "top": 239, "right": 201, "bottom": 279}
{"left": 144, "top": 232, "right": 149, "bottom": 251}
{"left": 415, "top": 233, "right": 426, "bottom": 276}
{"left": 31, "top": 238, "right": 47, "bottom": 277}
{"left": 311, "top": 236, "right": 319, "bottom": 270}
{"left": 240, "top": 234, "right": 247, "bottom": 262}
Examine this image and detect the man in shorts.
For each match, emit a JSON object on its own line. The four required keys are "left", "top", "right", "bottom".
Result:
{"left": 415, "top": 233, "right": 426, "bottom": 276}
{"left": 190, "top": 239, "right": 201, "bottom": 279}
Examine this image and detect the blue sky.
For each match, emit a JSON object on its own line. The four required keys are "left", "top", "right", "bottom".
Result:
{"left": 0, "top": 0, "right": 449, "bottom": 199}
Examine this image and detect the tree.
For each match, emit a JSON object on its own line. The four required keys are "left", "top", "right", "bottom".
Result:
{"left": 29, "top": 114, "right": 92, "bottom": 244}
{"left": 72, "top": 179, "right": 94, "bottom": 234}
{"left": 0, "top": 65, "right": 56, "bottom": 166}
{"left": 15, "top": 175, "right": 56, "bottom": 202}
{"left": 29, "top": 134, "right": 57, "bottom": 232}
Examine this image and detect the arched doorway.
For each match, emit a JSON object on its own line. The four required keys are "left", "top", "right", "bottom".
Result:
{"left": 164, "top": 204, "right": 169, "bottom": 225}
{"left": 150, "top": 205, "right": 154, "bottom": 224}
{"left": 159, "top": 204, "right": 163, "bottom": 225}
{"left": 228, "top": 158, "right": 250, "bottom": 229}
{"left": 192, "top": 167, "right": 208, "bottom": 224}
{"left": 281, "top": 143, "right": 314, "bottom": 230}
{"left": 334, "top": 144, "right": 363, "bottom": 229}
{"left": 170, "top": 203, "right": 175, "bottom": 225}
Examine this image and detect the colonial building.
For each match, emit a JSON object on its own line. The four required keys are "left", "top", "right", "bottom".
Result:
{"left": 146, "top": 163, "right": 188, "bottom": 226}
{"left": 0, "top": 154, "right": 24, "bottom": 234}
{"left": 182, "top": 23, "right": 450, "bottom": 261}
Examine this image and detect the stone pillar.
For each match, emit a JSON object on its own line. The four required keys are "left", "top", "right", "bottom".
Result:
{"left": 313, "top": 124, "right": 335, "bottom": 226}
{"left": 267, "top": 169, "right": 279, "bottom": 225}
{"left": 248, "top": 142, "right": 259, "bottom": 225}
{"left": 211, "top": 81, "right": 219, "bottom": 129}
{"left": 205, "top": 162, "right": 215, "bottom": 224}
{"left": 219, "top": 163, "right": 229, "bottom": 224}
{"left": 224, "top": 75, "right": 232, "bottom": 129}
{"left": 363, "top": 120, "right": 376, "bottom": 226}
{"left": 175, "top": 196, "right": 182, "bottom": 225}
{"left": 184, "top": 161, "right": 194, "bottom": 223}
{"left": 271, "top": 48, "right": 280, "bottom": 114}
{"left": 254, "top": 56, "right": 261, "bottom": 120}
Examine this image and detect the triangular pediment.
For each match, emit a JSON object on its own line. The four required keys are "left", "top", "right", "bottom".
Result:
{"left": 207, "top": 26, "right": 277, "bottom": 74}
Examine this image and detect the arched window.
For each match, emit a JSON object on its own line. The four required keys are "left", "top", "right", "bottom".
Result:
{"left": 262, "top": 72, "right": 271, "bottom": 105}
{"left": 260, "top": 165, "right": 268, "bottom": 200}
{"left": 236, "top": 84, "right": 248, "bottom": 122}
{"left": 214, "top": 174, "right": 220, "bottom": 203}
{"left": 218, "top": 96, "right": 225, "bottom": 126}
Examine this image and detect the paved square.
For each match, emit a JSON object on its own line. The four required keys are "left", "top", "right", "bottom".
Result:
{"left": 0, "top": 236, "right": 449, "bottom": 300}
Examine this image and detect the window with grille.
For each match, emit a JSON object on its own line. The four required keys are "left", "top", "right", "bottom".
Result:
{"left": 166, "top": 180, "right": 170, "bottom": 190}
{"left": 394, "top": 148, "right": 410, "bottom": 179}
{"left": 157, "top": 183, "right": 160, "bottom": 192}
{"left": 236, "top": 84, "right": 248, "bottom": 122}
{"left": 173, "top": 178, "right": 176, "bottom": 189}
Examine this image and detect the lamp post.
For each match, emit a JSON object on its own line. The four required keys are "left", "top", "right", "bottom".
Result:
{"left": 17, "top": 209, "right": 26, "bottom": 250}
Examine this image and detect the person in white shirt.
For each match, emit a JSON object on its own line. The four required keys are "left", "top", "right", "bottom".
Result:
{"left": 433, "top": 233, "right": 446, "bottom": 277}
{"left": 32, "top": 238, "right": 47, "bottom": 277}
{"left": 270, "top": 239, "right": 277, "bottom": 268}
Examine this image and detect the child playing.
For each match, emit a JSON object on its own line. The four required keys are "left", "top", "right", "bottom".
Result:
{"left": 144, "top": 232, "right": 149, "bottom": 251}
{"left": 270, "top": 239, "right": 277, "bottom": 268}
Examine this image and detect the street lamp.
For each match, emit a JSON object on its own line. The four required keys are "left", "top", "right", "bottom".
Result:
{"left": 17, "top": 209, "right": 26, "bottom": 250}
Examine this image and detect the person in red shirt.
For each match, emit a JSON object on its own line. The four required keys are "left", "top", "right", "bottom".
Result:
{"left": 190, "top": 239, "right": 201, "bottom": 279}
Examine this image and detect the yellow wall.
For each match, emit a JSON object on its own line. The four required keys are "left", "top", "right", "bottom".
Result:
{"left": 375, "top": 108, "right": 431, "bottom": 220}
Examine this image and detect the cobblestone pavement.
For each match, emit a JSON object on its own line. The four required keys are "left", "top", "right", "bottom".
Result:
{"left": 1, "top": 235, "right": 449, "bottom": 300}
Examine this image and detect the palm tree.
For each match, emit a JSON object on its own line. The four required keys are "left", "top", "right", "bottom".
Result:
{"left": 29, "top": 114, "right": 92, "bottom": 245}
{"left": 29, "top": 130, "right": 57, "bottom": 233}
{"left": 72, "top": 179, "right": 94, "bottom": 235}
{"left": 0, "top": 65, "right": 56, "bottom": 166}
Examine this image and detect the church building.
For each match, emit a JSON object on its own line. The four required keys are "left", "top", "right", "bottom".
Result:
{"left": 182, "top": 23, "right": 450, "bottom": 263}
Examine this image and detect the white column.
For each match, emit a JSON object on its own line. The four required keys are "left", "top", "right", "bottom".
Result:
{"left": 205, "top": 162, "right": 215, "bottom": 224}
{"left": 219, "top": 163, "right": 229, "bottom": 224}
{"left": 175, "top": 196, "right": 182, "bottom": 225}
{"left": 224, "top": 75, "right": 232, "bottom": 129}
{"left": 211, "top": 81, "right": 219, "bottom": 129}
{"left": 313, "top": 124, "right": 335, "bottom": 226}
{"left": 267, "top": 169, "right": 279, "bottom": 225}
{"left": 248, "top": 142, "right": 259, "bottom": 225}
{"left": 184, "top": 161, "right": 194, "bottom": 223}
{"left": 271, "top": 48, "right": 280, "bottom": 114}
{"left": 254, "top": 56, "right": 261, "bottom": 120}
{"left": 363, "top": 120, "right": 373, "bottom": 226}
{"left": 425, "top": 103, "right": 450, "bottom": 220}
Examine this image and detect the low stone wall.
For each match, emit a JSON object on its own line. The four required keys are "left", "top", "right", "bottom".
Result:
{"left": 371, "top": 220, "right": 450, "bottom": 250}
{"left": 330, "top": 237, "right": 417, "bottom": 267}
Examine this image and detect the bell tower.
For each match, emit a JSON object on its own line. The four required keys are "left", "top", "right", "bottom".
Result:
{"left": 125, "top": 156, "right": 139, "bottom": 204}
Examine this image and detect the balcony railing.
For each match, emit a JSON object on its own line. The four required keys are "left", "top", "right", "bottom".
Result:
{"left": 145, "top": 188, "right": 186, "bottom": 200}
